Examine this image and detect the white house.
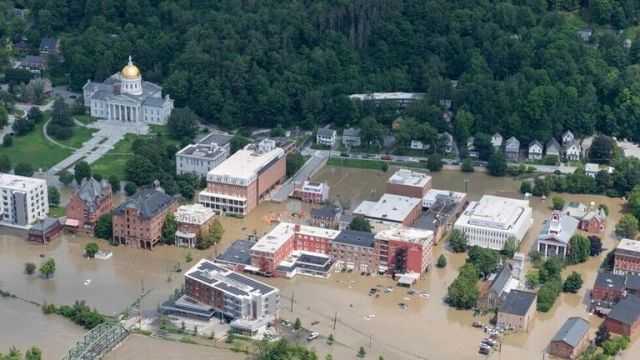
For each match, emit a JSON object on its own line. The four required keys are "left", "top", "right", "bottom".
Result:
{"left": 491, "top": 133, "right": 503, "bottom": 148}
{"left": 505, "top": 137, "right": 520, "bottom": 162}
{"left": 316, "top": 128, "right": 336, "bottom": 147}
{"left": 454, "top": 195, "right": 533, "bottom": 251}
{"left": 585, "top": 163, "right": 600, "bottom": 178}
{"left": 528, "top": 140, "right": 543, "bottom": 161}
{"left": 561, "top": 130, "right": 575, "bottom": 146}
{"left": 563, "top": 140, "right": 581, "bottom": 161}
{"left": 536, "top": 211, "right": 579, "bottom": 258}
{"left": 410, "top": 140, "right": 426, "bottom": 150}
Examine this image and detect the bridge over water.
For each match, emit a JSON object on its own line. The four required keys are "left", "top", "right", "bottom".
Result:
{"left": 62, "top": 322, "right": 129, "bottom": 360}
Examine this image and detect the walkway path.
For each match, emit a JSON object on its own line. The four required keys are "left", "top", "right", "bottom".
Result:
{"left": 46, "top": 120, "right": 149, "bottom": 176}
{"left": 42, "top": 119, "right": 76, "bottom": 150}
{"left": 0, "top": 100, "right": 55, "bottom": 142}
{"left": 271, "top": 150, "right": 330, "bottom": 202}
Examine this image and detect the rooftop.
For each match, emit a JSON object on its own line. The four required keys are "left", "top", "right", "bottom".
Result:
{"left": 185, "top": 259, "right": 277, "bottom": 297}
{"left": 197, "top": 132, "right": 233, "bottom": 147}
{"left": 607, "top": 295, "right": 640, "bottom": 326}
{"left": 594, "top": 271, "right": 626, "bottom": 291}
{"left": 317, "top": 128, "right": 335, "bottom": 137}
{"left": 585, "top": 163, "right": 600, "bottom": 173}
{"left": 388, "top": 169, "right": 431, "bottom": 188}
{"left": 311, "top": 206, "right": 341, "bottom": 219}
{"left": 177, "top": 143, "right": 227, "bottom": 159}
{"left": 551, "top": 317, "right": 590, "bottom": 348}
{"left": 174, "top": 204, "right": 215, "bottom": 225}
{"left": 0, "top": 173, "right": 46, "bottom": 190}
{"left": 456, "top": 195, "right": 530, "bottom": 231}
{"left": 375, "top": 226, "right": 433, "bottom": 246}
{"left": 422, "top": 189, "right": 466, "bottom": 207}
{"left": 354, "top": 193, "right": 421, "bottom": 223}
{"left": 537, "top": 212, "right": 579, "bottom": 245}
{"left": 114, "top": 187, "right": 175, "bottom": 219}
{"left": 499, "top": 290, "right": 536, "bottom": 316}
{"left": 251, "top": 223, "right": 339, "bottom": 254}
{"left": 216, "top": 240, "right": 254, "bottom": 266}
{"left": 333, "top": 230, "right": 375, "bottom": 248}
{"left": 616, "top": 238, "right": 640, "bottom": 254}
{"left": 206, "top": 143, "right": 284, "bottom": 186}
{"left": 348, "top": 92, "right": 425, "bottom": 101}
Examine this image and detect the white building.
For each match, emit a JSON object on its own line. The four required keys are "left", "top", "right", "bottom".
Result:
{"left": 491, "top": 133, "right": 503, "bottom": 148}
{"left": 585, "top": 163, "right": 600, "bottom": 178}
{"left": 174, "top": 204, "right": 216, "bottom": 248}
{"left": 176, "top": 132, "right": 232, "bottom": 177}
{"left": 184, "top": 259, "right": 280, "bottom": 335}
{"left": 536, "top": 211, "right": 579, "bottom": 258}
{"left": 528, "top": 140, "right": 543, "bottom": 160}
{"left": 316, "top": 128, "right": 336, "bottom": 147}
{"left": 422, "top": 189, "right": 466, "bottom": 209}
{"left": 353, "top": 193, "right": 422, "bottom": 226}
{"left": 348, "top": 92, "right": 425, "bottom": 107}
{"left": 83, "top": 56, "right": 174, "bottom": 124}
{"left": 454, "top": 195, "right": 532, "bottom": 250}
{"left": 0, "top": 173, "right": 48, "bottom": 228}
{"left": 293, "top": 180, "right": 330, "bottom": 203}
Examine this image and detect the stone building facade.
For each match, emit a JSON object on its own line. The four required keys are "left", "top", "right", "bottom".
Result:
{"left": 65, "top": 178, "right": 112, "bottom": 233}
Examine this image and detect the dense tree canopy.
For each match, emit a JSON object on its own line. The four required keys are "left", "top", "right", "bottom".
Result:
{"left": 12, "top": 0, "right": 638, "bottom": 142}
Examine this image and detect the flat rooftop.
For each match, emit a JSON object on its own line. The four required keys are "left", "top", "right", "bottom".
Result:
{"left": 251, "top": 223, "right": 340, "bottom": 254}
{"left": 456, "top": 195, "right": 530, "bottom": 231}
{"left": 388, "top": 169, "right": 431, "bottom": 188}
{"left": 174, "top": 204, "right": 216, "bottom": 225}
{"left": 0, "top": 173, "right": 46, "bottom": 190}
{"left": 423, "top": 189, "right": 466, "bottom": 206}
{"left": 177, "top": 143, "right": 227, "bottom": 159}
{"left": 353, "top": 193, "right": 421, "bottom": 223}
{"left": 375, "top": 226, "right": 433, "bottom": 245}
{"left": 185, "top": 259, "right": 277, "bottom": 297}
{"left": 216, "top": 239, "right": 254, "bottom": 266}
{"left": 207, "top": 145, "right": 284, "bottom": 186}
{"left": 197, "top": 132, "right": 233, "bottom": 146}
{"left": 617, "top": 238, "right": 640, "bottom": 254}
{"left": 349, "top": 92, "right": 425, "bottom": 101}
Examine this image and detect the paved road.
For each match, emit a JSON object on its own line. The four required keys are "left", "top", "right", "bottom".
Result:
{"left": 271, "top": 150, "right": 330, "bottom": 202}
{"left": 46, "top": 120, "right": 148, "bottom": 175}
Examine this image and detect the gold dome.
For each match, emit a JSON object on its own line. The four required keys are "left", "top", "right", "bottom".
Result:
{"left": 121, "top": 56, "right": 141, "bottom": 79}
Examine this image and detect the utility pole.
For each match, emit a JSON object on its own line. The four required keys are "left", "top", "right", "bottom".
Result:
{"left": 332, "top": 312, "right": 337, "bottom": 330}
{"left": 290, "top": 291, "right": 295, "bottom": 312}
{"left": 138, "top": 280, "right": 144, "bottom": 330}
{"left": 464, "top": 178, "right": 470, "bottom": 194}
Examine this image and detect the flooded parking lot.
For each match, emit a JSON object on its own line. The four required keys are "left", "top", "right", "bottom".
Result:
{"left": 1, "top": 166, "right": 639, "bottom": 359}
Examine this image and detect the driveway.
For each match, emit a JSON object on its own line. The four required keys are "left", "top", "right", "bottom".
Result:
{"left": 271, "top": 150, "right": 330, "bottom": 201}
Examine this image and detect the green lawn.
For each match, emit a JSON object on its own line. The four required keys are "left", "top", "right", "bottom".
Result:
{"left": 91, "top": 127, "right": 180, "bottom": 179}
{"left": 327, "top": 157, "right": 387, "bottom": 171}
{"left": 57, "top": 126, "right": 98, "bottom": 148}
{"left": 0, "top": 122, "right": 72, "bottom": 171}
{"left": 49, "top": 206, "right": 66, "bottom": 218}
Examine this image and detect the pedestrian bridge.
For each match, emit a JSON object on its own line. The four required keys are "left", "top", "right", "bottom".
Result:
{"left": 62, "top": 322, "right": 128, "bottom": 360}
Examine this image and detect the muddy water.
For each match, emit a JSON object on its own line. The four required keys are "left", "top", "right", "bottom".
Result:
{"left": 1, "top": 167, "right": 639, "bottom": 359}
{"left": 105, "top": 335, "right": 244, "bottom": 360}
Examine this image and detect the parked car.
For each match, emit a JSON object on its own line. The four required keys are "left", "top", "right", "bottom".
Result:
{"left": 306, "top": 332, "right": 319, "bottom": 341}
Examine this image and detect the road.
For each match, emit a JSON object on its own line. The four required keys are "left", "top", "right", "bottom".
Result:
{"left": 0, "top": 100, "right": 55, "bottom": 144}
{"left": 271, "top": 150, "right": 330, "bottom": 202}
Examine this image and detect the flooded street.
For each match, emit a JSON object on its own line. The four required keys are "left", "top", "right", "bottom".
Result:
{"left": 1, "top": 166, "right": 639, "bottom": 359}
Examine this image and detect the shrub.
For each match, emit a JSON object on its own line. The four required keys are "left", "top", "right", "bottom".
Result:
{"left": 436, "top": 254, "right": 447, "bottom": 268}
{"left": 85, "top": 242, "right": 99, "bottom": 258}
{"left": 25, "top": 262, "right": 36, "bottom": 275}
{"left": 563, "top": 272, "right": 583, "bottom": 293}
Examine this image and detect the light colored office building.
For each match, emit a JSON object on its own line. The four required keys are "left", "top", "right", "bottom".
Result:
{"left": 184, "top": 259, "right": 280, "bottom": 335}
{"left": 353, "top": 193, "right": 422, "bottom": 226}
{"left": 174, "top": 204, "right": 216, "bottom": 248}
{"left": 454, "top": 195, "right": 532, "bottom": 250}
{"left": 0, "top": 173, "right": 48, "bottom": 228}
{"left": 199, "top": 139, "right": 285, "bottom": 216}
{"left": 386, "top": 169, "right": 432, "bottom": 198}
{"left": 176, "top": 132, "right": 232, "bottom": 177}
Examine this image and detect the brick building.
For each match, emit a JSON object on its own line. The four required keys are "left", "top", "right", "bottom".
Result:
{"left": 174, "top": 204, "right": 216, "bottom": 248}
{"left": 331, "top": 230, "right": 378, "bottom": 273}
{"left": 497, "top": 290, "right": 537, "bottom": 332}
{"left": 112, "top": 187, "right": 177, "bottom": 250}
{"left": 199, "top": 139, "right": 285, "bottom": 216}
{"left": 65, "top": 178, "right": 112, "bottom": 233}
{"left": 310, "top": 205, "right": 342, "bottom": 229}
{"left": 291, "top": 181, "right": 329, "bottom": 203}
{"left": 374, "top": 227, "right": 434, "bottom": 274}
{"left": 548, "top": 317, "right": 590, "bottom": 359}
{"left": 591, "top": 271, "right": 627, "bottom": 315}
{"left": 614, "top": 238, "right": 640, "bottom": 276}
{"left": 603, "top": 295, "right": 640, "bottom": 337}
{"left": 386, "top": 169, "right": 432, "bottom": 198}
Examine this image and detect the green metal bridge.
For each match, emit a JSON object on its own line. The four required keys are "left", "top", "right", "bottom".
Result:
{"left": 62, "top": 322, "right": 129, "bottom": 360}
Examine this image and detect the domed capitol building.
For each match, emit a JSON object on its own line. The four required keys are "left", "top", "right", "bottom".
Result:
{"left": 82, "top": 56, "right": 174, "bottom": 124}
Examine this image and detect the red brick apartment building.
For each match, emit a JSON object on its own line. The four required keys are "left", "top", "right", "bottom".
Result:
{"left": 386, "top": 169, "right": 432, "bottom": 198}
{"left": 249, "top": 223, "right": 339, "bottom": 275}
{"left": 614, "top": 238, "right": 640, "bottom": 275}
{"left": 548, "top": 317, "right": 590, "bottom": 359}
{"left": 375, "top": 227, "right": 434, "bottom": 274}
{"left": 65, "top": 178, "right": 112, "bottom": 233}
{"left": 199, "top": 139, "right": 285, "bottom": 216}
{"left": 112, "top": 187, "right": 177, "bottom": 250}
{"left": 603, "top": 295, "right": 640, "bottom": 337}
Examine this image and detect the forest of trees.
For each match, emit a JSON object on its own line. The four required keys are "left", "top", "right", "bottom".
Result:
{"left": 0, "top": 1, "right": 634, "bottom": 142}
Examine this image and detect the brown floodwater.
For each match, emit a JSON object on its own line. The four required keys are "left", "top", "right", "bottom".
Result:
{"left": 1, "top": 167, "right": 639, "bottom": 359}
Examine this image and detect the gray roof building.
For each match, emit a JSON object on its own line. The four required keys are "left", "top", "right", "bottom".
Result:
{"left": 551, "top": 317, "right": 590, "bottom": 348}
{"left": 607, "top": 295, "right": 640, "bottom": 326}
{"left": 311, "top": 206, "right": 341, "bottom": 219}
{"left": 317, "top": 127, "right": 336, "bottom": 138}
{"left": 114, "top": 188, "right": 175, "bottom": 219}
{"left": 334, "top": 230, "right": 375, "bottom": 248}
{"left": 499, "top": 290, "right": 536, "bottom": 316}
{"left": 39, "top": 37, "right": 59, "bottom": 55}
{"left": 216, "top": 239, "right": 254, "bottom": 267}
{"left": 546, "top": 138, "right": 561, "bottom": 156}
{"left": 77, "top": 178, "right": 111, "bottom": 213}
{"left": 197, "top": 132, "right": 233, "bottom": 147}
